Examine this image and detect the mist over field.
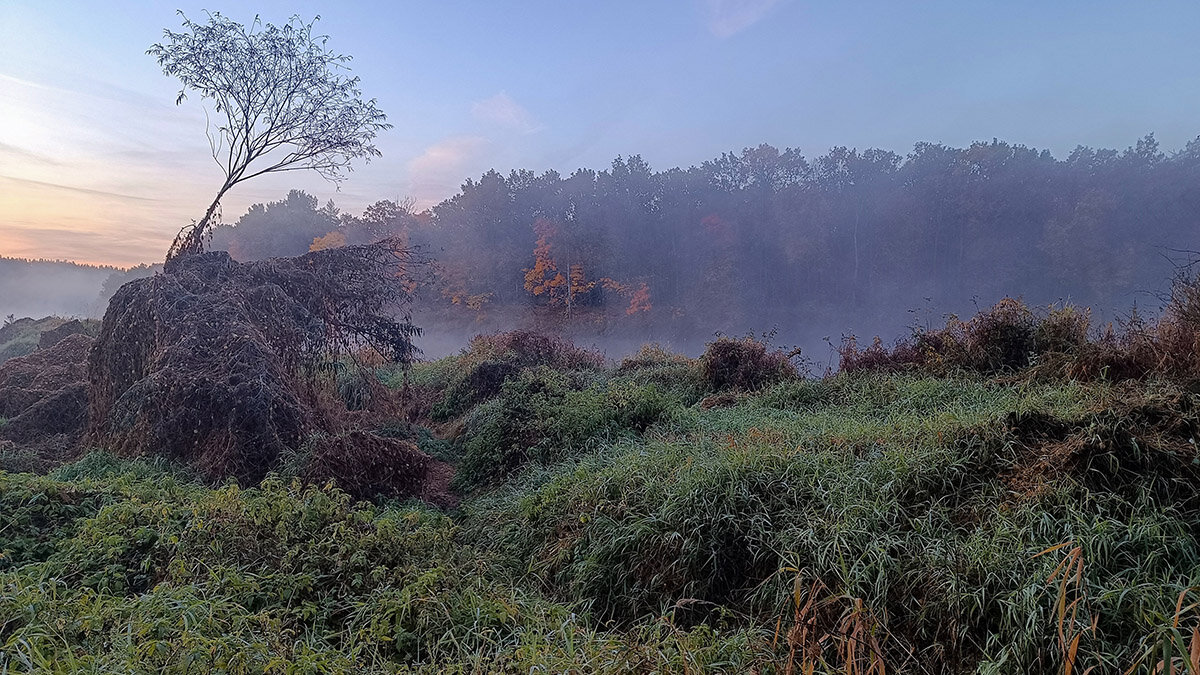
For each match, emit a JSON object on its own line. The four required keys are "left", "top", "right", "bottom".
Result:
{"left": 8, "top": 4, "right": 1200, "bottom": 671}
{"left": 0, "top": 257, "right": 118, "bottom": 319}
{"left": 11, "top": 134, "right": 1194, "bottom": 364}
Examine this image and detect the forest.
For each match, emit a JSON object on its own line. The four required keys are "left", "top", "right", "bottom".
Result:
{"left": 12, "top": 133, "right": 1199, "bottom": 361}
{"left": 200, "top": 134, "right": 1200, "bottom": 356}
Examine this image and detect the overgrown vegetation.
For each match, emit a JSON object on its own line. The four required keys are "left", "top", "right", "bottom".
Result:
{"left": 839, "top": 272, "right": 1200, "bottom": 384}
{"left": 0, "top": 316, "right": 97, "bottom": 364}
{"left": 86, "top": 244, "right": 427, "bottom": 495}
{"left": 4, "top": 309, "right": 1200, "bottom": 671}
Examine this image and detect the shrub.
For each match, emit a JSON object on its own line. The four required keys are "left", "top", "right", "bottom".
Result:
{"left": 615, "top": 343, "right": 707, "bottom": 405}
{"left": 464, "top": 330, "right": 605, "bottom": 371}
{"left": 295, "top": 430, "right": 433, "bottom": 502}
{"left": 453, "top": 367, "right": 572, "bottom": 491}
{"left": 432, "top": 359, "right": 521, "bottom": 421}
{"left": 432, "top": 331, "right": 604, "bottom": 422}
{"left": 837, "top": 335, "right": 925, "bottom": 374}
{"left": 962, "top": 297, "right": 1037, "bottom": 371}
{"left": 604, "top": 381, "right": 675, "bottom": 432}
{"left": 452, "top": 367, "right": 682, "bottom": 494}
{"left": 1034, "top": 304, "right": 1091, "bottom": 355}
{"left": 841, "top": 299, "right": 1090, "bottom": 376}
{"left": 617, "top": 343, "right": 688, "bottom": 372}
{"left": 700, "top": 336, "right": 797, "bottom": 392}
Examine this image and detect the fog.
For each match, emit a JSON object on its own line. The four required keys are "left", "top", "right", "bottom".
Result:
{"left": 9, "top": 134, "right": 1185, "bottom": 364}
{"left": 0, "top": 257, "right": 118, "bottom": 319}
{"left": 214, "top": 137, "right": 1199, "bottom": 365}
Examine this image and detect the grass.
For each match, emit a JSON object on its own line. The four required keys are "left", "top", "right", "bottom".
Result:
{"left": 2, "top": 334, "right": 1199, "bottom": 672}
{"left": 0, "top": 315, "right": 93, "bottom": 364}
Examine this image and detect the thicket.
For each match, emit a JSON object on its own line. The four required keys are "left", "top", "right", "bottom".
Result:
{"left": 84, "top": 243, "right": 434, "bottom": 501}
{"left": 838, "top": 272, "right": 1200, "bottom": 384}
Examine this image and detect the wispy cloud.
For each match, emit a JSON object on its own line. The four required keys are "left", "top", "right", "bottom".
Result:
{"left": 0, "top": 71, "right": 170, "bottom": 112}
{"left": 471, "top": 92, "right": 544, "bottom": 134}
{"left": 403, "top": 136, "right": 492, "bottom": 207}
{"left": 0, "top": 175, "right": 159, "bottom": 202}
{"left": 704, "top": 0, "right": 781, "bottom": 38}
{"left": 0, "top": 142, "right": 61, "bottom": 166}
{"left": 0, "top": 72, "right": 65, "bottom": 95}
{"left": 0, "top": 224, "right": 166, "bottom": 266}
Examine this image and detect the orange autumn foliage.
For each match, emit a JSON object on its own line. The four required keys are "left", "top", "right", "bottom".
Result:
{"left": 310, "top": 230, "right": 347, "bottom": 251}
{"left": 523, "top": 218, "right": 567, "bottom": 301}
{"left": 626, "top": 282, "right": 652, "bottom": 315}
{"left": 522, "top": 217, "right": 651, "bottom": 316}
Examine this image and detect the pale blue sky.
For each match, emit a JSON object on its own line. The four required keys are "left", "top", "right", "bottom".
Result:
{"left": 2, "top": 1, "right": 1200, "bottom": 265}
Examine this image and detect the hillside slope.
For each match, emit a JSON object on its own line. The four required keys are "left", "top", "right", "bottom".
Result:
{"left": 2, "top": 322, "right": 1198, "bottom": 672}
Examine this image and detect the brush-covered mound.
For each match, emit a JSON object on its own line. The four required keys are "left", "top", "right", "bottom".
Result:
{"left": 85, "top": 246, "right": 434, "bottom": 500}
{"left": 0, "top": 316, "right": 97, "bottom": 364}
{"left": 0, "top": 333, "right": 93, "bottom": 471}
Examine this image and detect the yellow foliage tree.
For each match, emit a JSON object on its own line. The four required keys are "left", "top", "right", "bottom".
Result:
{"left": 310, "top": 230, "right": 347, "bottom": 251}
{"left": 523, "top": 218, "right": 567, "bottom": 303}
{"left": 522, "top": 217, "right": 652, "bottom": 318}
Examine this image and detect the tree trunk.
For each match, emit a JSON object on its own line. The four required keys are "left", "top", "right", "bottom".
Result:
{"left": 166, "top": 188, "right": 228, "bottom": 267}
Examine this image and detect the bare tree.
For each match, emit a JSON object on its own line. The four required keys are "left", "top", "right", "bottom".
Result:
{"left": 148, "top": 12, "right": 391, "bottom": 263}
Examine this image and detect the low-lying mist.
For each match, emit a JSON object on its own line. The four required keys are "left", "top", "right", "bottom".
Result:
{"left": 6, "top": 134, "right": 1196, "bottom": 364}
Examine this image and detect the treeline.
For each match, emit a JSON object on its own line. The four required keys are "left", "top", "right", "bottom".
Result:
{"left": 11, "top": 133, "right": 1196, "bottom": 354}
{"left": 0, "top": 257, "right": 121, "bottom": 319}
{"left": 185, "top": 135, "right": 1200, "bottom": 346}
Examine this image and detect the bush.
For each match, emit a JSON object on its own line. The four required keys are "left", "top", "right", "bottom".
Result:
{"left": 292, "top": 430, "right": 433, "bottom": 502}
{"left": 1033, "top": 304, "right": 1091, "bottom": 355}
{"left": 837, "top": 335, "right": 925, "bottom": 374}
{"left": 700, "top": 336, "right": 797, "bottom": 392}
{"left": 962, "top": 297, "right": 1037, "bottom": 371}
{"left": 464, "top": 330, "right": 605, "bottom": 371}
{"left": 452, "top": 367, "right": 682, "bottom": 494}
{"left": 615, "top": 343, "right": 706, "bottom": 405}
{"left": 432, "top": 331, "right": 605, "bottom": 422}
{"left": 841, "top": 299, "right": 1106, "bottom": 376}
{"left": 453, "top": 367, "right": 572, "bottom": 491}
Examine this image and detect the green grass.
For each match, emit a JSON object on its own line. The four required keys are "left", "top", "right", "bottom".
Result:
{"left": 0, "top": 331, "right": 40, "bottom": 363}
{"left": 0, "top": 315, "right": 85, "bottom": 363}
{"left": 3, "top": 353, "right": 1199, "bottom": 672}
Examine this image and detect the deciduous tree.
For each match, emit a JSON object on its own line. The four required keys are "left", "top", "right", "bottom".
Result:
{"left": 149, "top": 12, "right": 391, "bottom": 264}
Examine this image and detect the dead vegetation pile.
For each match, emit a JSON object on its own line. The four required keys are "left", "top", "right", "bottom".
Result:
{"left": 0, "top": 316, "right": 93, "bottom": 363}
{"left": 84, "top": 243, "right": 442, "bottom": 500}
{"left": 37, "top": 319, "right": 95, "bottom": 349}
{"left": 0, "top": 333, "right": 93, "bottom": 469}
{"left": 298, "top": 431, "right": 433, "bottom": 502}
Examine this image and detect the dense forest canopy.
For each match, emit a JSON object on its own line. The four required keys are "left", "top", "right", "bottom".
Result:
{"left": 201, "top": 134, "right": 1200, "bottom": 355}
{"left": 7, "top": 134, "right": 1199, "bottom": 356}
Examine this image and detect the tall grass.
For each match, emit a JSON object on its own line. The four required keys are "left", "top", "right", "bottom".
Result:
{"left": 3, "top": 334, "right": 1199, "bottom": 671}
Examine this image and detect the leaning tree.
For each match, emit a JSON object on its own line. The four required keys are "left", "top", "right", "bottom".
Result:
{"left": 148, "top": 11, "right": 391, "bottom": 263}
{"left": 81, "top": 13, "right": 431, "bottom": 494}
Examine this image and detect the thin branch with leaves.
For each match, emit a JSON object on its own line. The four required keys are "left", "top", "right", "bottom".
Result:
{"left": 148, "top": 11, "right": 392, "bottom": 263}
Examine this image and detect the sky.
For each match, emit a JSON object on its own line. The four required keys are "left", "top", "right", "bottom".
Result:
{"left": 2, "top": 1, "right": 1200, "bottom": 266}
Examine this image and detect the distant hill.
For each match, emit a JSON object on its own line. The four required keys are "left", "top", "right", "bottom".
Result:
{"left": 0, "top": 257, "right": 122, "bottom": 319}
{"left": 0, "top": 257, "right": 162, "bottom": 320}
